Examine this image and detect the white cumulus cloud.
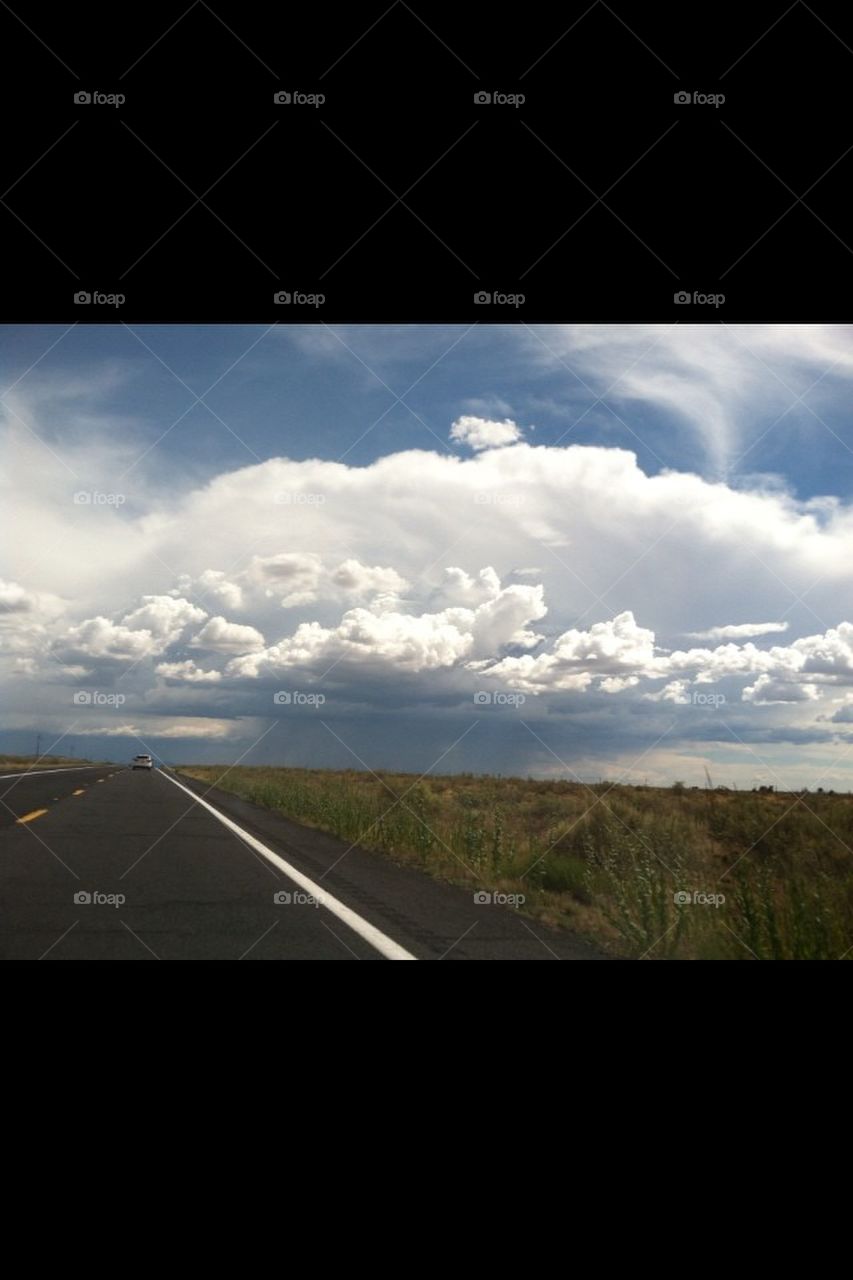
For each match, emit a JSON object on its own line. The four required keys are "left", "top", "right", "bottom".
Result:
{"left": 190, "top": 616, "right": 265, "bottom": 654}
{"left": 450, "top": 415, "right": 524, "bottom": 450}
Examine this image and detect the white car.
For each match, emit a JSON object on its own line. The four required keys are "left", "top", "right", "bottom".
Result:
{"left": 131, "top": 754, "right": 153, "bottom": 770}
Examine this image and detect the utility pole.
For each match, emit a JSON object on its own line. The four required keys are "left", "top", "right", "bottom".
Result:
{"left": 35, "top": 733, "right": 41, "bottom": 760}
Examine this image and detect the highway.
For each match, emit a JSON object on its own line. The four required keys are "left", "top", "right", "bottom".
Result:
{"left": 0, "top": 765, "right": 116, "bottom": 827}
{"left": 0, "top": 765, "right": 605, "bottom": 960}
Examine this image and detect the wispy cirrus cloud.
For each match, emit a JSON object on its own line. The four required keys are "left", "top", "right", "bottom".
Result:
{"left": 522, "top": 323, "right": 853, "bottom": 474}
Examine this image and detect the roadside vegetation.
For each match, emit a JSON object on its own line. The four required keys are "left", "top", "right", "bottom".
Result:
{"left": 0, "top": 753, "right": 96, "bottom": 772}
{"left": 181, "top": 765, "right": 853, "bottom": 960}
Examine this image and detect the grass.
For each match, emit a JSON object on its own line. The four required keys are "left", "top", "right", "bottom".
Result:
{"left": 179, "top": 765, "right": 853, "bottom": 960}
{"left": 0, "top": 753, "right": 97, "bottom": 772}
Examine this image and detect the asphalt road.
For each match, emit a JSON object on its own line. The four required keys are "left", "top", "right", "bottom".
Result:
{"left": 0, "top": 764, "right": 116, "bottom": 826}
{"left": 0, "top": 765, "right": 606, "bottom": 960}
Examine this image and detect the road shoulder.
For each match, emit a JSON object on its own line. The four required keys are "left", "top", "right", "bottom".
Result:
{"left": 169, "top": 769, "right": 609, "bottom": 960}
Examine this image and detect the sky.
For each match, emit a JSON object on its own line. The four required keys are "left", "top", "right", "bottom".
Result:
{"left": 2, "top": 321, "right": 853, "bottom": 789}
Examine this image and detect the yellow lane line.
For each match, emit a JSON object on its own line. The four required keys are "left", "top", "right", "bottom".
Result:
{"left": 17, "top": 809, "right": 48, "bottom": 824}
{"left": 72, "top": 789, "right": 85, "bottom": 796}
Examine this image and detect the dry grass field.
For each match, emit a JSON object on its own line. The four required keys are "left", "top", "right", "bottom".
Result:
{"left": 182, "top": 765, "right": 853, "bottom": 959}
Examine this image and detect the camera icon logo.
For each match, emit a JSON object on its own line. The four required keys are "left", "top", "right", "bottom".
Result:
{"left": 274, "top": 691, "right": 292, "bottom": 704}
{"left": 74, "top": 91, "right": 92, "bottom": 105}
{"left": 674, "top": 290, "right": 691, "bottom": 304}
{"left": 673, "top": 891, "right": 691, "bottom": 905}
{"left": 474, "top": 691, "right": 492, "bottom": 705}
{"left": 74, "top": 891, "right": 92, "bottom": 904}
{"left": 474, "top": 291, "right": 491, "bottom": 304}
{"left": 274, "top": 291, "right": 292, "bottom": 305}
{"left": 674, "top": 91, "right": 691, "bottom": 104}
{"left": 473, "top": 891, "right": 492, "bottom": 904}
{"left": 274, "top": 91, "right": 292, "bottom": 104}
{"left": 273, "top": 890, "right": 292, "bottom": 904}
{"left": 73, "top": 690, "right": 92, "bottom": 704}
{"left": 74, "top": 291, "right": 92, "bottom": 305}
{"left": 73, "top": 491, "right": 91, "bottom": 504}
{"left": 474, "top": 91, "right": 491, "bottom": 104}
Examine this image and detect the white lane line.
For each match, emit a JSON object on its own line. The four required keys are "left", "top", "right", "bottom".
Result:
{"left": 0, "top": 766, "right": 110, "bottom": 780}
{"left": 157, "top": 770, "right": 417, "bottom": 961}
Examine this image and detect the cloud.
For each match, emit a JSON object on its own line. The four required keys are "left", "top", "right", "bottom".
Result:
{"left": 248, "top": 552, "right": 324, "bottom": 607}
{"left": 478, "top": 610, "right": 853, "bottom": 702}
{"left": 74, "top": 718, "right": 238, "bottom": 739}
{"left": 13, "top": 441, "right": 853, "bottom": 711}
{"left": 227, "top": 610, "right": 474, "bottom": 678}
{"left": 7, "top": 353, "right": 853, "bottom": 776}
{"left": 171, "top": 572, "right": 244, "bottom": 611}
{"left": 155, "top": 660, "right": 223, "bottom": 684}
{"left": 0, "top": 580, "right": 33, "bottom": 614}
{"left": 81, "top": 443, "right": 853, "bottom": 652}
{"left": 449, "top": 415, "right": 524, "bottom": 450}
{"left": 827, "top": 696, "right": 853, "bottom": 724}
{"left": 434, "top": 566, "right": 502, "bottom": 608}
{"left": 51, "top": 596, "right": 206, "bottom": 665}
{"left": 122, "top": 596, "right": 207, "bottom": 643}
{"left": 483, "top": 611, "right": 657, "bottom": 692}
{"left": 190, "top": 616, "right": 265, "bottom": 654}
{"left": 52, "top": 616, "right": 164, "bottom": 664}
{"left": 246, "top": 553, "right": 410, "bottom": 609}
{"left": 685, "top": 622, "right": 790, "bottom": 641}
{"left": 654, "top": 680, "right": 691, "bottom": 704}
{"left": 330, "top": 559, "right": 408, "bottom": 598}
{"left": 527, "top": 324, "right": 853, "bottom": 473}
{"left": 226, "top": 573, "right": 547, "bottom": 679}
{"left": 0, "top": 579, "right": 66, "bottom": 655}
{"left": 599, "top": 675, "right": 640, "bottom": 693}
{"left": 743, "top": 675, "right": 822, "bottom": 704}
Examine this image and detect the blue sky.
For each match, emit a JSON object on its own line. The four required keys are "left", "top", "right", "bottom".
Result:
{"left": 5, "top": 322, "right": 853, "bottom": 494}
{"left": 3, "top": 323, "right": 853, "bottom": 788}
